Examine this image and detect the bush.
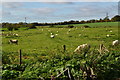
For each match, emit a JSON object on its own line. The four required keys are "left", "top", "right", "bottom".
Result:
{"left": 83, "top": 25, "right": 90, "bottom": 28}
{"left": 49, "top": 24, "right": 54, "bottom": 28}
{"left": 68, "top": 25, "right": 74, "bottom": 28}
{"left": 2, "top": 70, "right": 20, "bottom": 79}
{"left": 14, "top": 27, "right": 19, "bottom": 30}
{"left": 27, "top": 24, "right": 36, "bottom": 29}
{"left": 7, "top": 25, "right": 14, "bottom": 31}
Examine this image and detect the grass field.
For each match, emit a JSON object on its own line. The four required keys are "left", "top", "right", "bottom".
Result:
{"left": 2, "top": 22, "right": 119, "bottom": 53}
{"left": 2, "top": 22, "right": 120, "bottom": 79}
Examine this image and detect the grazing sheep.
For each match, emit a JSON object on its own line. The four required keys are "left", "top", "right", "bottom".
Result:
{"left": 112, "top": 40, "right": 119, "bottom": 46}
{"left": 48, "top": 30, "right": 51, "bottom": 32}
{"left": 106, "top": 34, "right": 110, "bottom": 37}
{"left": 55, "top": 34, "right": 58, "bottom": 36}
{"left": 74, "top": 44, "right": 90, "bottom": 53}
{"left": 68, "top": 29, "right": 71, "bottom": 32}
{"left": 9, "top": 39, "right": 18, "bottom": 45}
{"left": 13, "top": 33, "right": 19, "bottom": 37}
{"left": 15, "top": 34, "right": 19, "bottom": 36}
{"left": 50, "top": 35, "right": 55, "bottom": 38}
{"left": 110, "top": 30, "right": 112, "bottom": 32}
{"left": 79, "top": 34, "right": 81, "bottom": 36}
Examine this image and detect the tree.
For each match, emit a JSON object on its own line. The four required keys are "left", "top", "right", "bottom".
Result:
{"left": 68, "top": 25, "right": 74, "bottom": 28}
{"left": 13, "top": 24, "right": 19, "bottom": 30}
{"left": 7, "top": 24, "right": 14, "bottom": 31}
{"left": 103, "top": 16, "right": 110, "bottom": 22}
{"left": 111, "top": 15, "right": 120, "bottom": 22}
{"left": 49, "top": 24, "right": 54, "bottom": 28}
{"left": 99, "top": 18, "right": 103, "bottom": 22}
{"left": 27, "top": 23, "right": 36, "bottom": 29}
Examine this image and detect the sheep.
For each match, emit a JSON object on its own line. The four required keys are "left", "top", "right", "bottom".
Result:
{"left": 13, "top": 33, "right": 19, "bottom": 37}
{"left": 74, "top": 44, "right": 90, "bottom": 53}
{"left": 9, "top": 39, "right": 18, "bottom": 45}
{"left": 48, "top": 30, "right": 51, "bottom": 32}
{"left": 50, "top": 35, "right": 55, "bottom": 38}
{"left": 106, "top": 34, "right": 110, "bottom": 37}
{"left": 68, "top": 29, "right": 71, "bottom": 32}
{"left": 55, "top": 34, "right": 58, "bottom": 36}
{"left": 112, "top": 40, "right": 119, "bottom": 46}
{"left": 110, "top": 30, "right": 112, "bottom": 32}
{"left": 79, "top": 34, "right": 81, "bottom": 36}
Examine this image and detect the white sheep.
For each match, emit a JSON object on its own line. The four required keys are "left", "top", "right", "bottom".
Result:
{"left": 112, "top": 40, "right": 119, "bottom": 46}
{"left": 79, "top": 34, "right": 81, "bottom": 36}
{"left": 106, "top": 34, "right": 110, "bottom": 37}
{"left": 50, "top": 35, "right": 55, "bottom": 38}
{"left": 68, "top": 29, "right": 71, "bottom": 32}
{"left": 110, "top": 30, "right": 112, "bottom": 32}
{"left": 9, "top": 39, "right": 18, "bottom": 45}
{"left": 13, "top": 33, "right": 19, "bottom": 37}
{"left": 55, "top": 34, "right": 58, "bottom": 36}
{"left": 48, "top": 30, "right": 51, "bottom": 32}
{"left": 74, "top": 44, "right": 90, "bottom": 53}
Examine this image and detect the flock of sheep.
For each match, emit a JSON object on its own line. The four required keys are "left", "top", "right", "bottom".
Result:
{"left": 1, "top": 32, "right": 19, "bottom": 37}
{"left": 9, "top": 38, "right": 119, "bottom": 53}
{"left": 5, "top": 28, "right": 119, "bottom": 53}
{"left": 73, "top": 39, "right": 119, "bottom": 54}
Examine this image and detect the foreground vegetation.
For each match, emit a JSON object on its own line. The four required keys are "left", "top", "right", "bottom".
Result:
{"left": 2, "top": 22, "right": 120, "bottom": 79}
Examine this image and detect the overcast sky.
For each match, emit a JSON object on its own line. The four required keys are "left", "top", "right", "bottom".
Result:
{"left": 1, "top": 2, "right": 119, "bottom": 23}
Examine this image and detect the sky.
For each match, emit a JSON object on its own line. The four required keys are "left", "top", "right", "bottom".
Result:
{"left": 1, "top": 2, "right": 119, "bottom": 23}
{"left": 2, "top": 0, "right": 119, "bottom": 2}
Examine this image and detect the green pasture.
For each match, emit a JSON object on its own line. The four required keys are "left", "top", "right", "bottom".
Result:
{"left": 2, "top": 22, "right": 119, "bottom": 55}
{"left": 2, "top": 22, "right": 120, "bottom": 79}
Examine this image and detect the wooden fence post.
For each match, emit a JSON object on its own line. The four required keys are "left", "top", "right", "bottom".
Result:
{"left": 19, "top": 49, "right": 22, "bottom": 65}
{"left": 63, "top": 45, "right": 66, "bottom": 52}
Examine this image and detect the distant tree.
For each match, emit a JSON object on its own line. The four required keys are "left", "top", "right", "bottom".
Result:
{"left": 99, "top": 18, "right": 103, "bottom": 22}
{"left": 19, "top": 22, "right": 24, "bottom": 25}
{"left": 7, "top": 24, "right": 14, "bottom": 31}
{"left": 111, "top": 15, "right": 120, "bottom": 22}
{"left": 90, "top": 19, "right": 96, "bottom": 23}
{"left": 27, "top": 23, "right": 36, "bottom": 29}
{"left": 13, "top": 24, "right": 20, "bottom": 30}
{"left": 103, "top": 16, "right": 110, "bottom": 22}
{"left": 68, "top": 25, "right": 74, "bottom": 28}
{"left": 49, "top": 24, "right": 54, "bottom": 28}
{"left": 80, "top": 20, "right": 85, "bottom": 24}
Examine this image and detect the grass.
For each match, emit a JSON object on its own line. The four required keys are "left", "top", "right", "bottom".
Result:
{"left": 2, "top": 22, "right": 119, "bottom": 62}
{"left": 2, "top": 22, "right": 120, "bottom": 79}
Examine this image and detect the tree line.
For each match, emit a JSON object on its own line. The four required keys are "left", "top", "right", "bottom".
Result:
{"left": 2, "top": 15, "right": 120, "bottom": 31}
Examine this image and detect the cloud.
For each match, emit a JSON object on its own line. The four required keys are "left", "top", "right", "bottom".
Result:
{"left": 1, "top": 2, "right": 118, "bottom": 23}
{"left": 2, "top": 0, "right": 119, "bottom": 2}
{"left": 74, "top": 2, "right": 118, "bottom": 17}
{"left": 32, "top": 8, "right": 55, "bottom": 14}
{"left": 44, "top": 2, "right": 74, "bottom": 4}
{"left": 2, "top": 2, "right": 23, "bottom": 9}
{"left": 2, "top": 3, "right": 56, "bottom": 22}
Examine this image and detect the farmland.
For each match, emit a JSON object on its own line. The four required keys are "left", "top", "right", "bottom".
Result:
{"left": 2, "top": 22, "right": 120, "bottom": 79}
